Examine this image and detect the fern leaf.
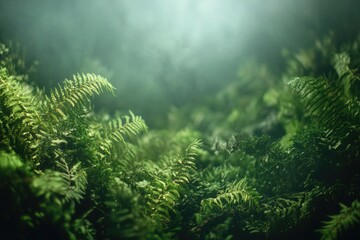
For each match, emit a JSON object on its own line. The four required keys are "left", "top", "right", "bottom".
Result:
{"left": 47, "top": 73, "right": 115, "bottom": 120}
{"left": 333, "top": 52, "right": 360, "bottom": 98}
{"left": 145, "top": 139, "right": 201, "bottom": 226}
{"left": 318, "top": 200, "right": 360, "bottom": 240}
{"left": 0, "top": 75, "right": 42, "bottom": 162}
{"left": 289, "top": 76, "right": 359, "bottom": 129}
{"left": 105, "top": 178, "right": 148, "bottom": 239}
{"left": 98, "top": 111, "right": 147, "bottom": 158}
{"left": 56, "top": 157, "right": 87, "bottom": 203}
{"left": 201, "top": 178, "right": 260, "bottom": 212}
{"left": 173, "top": 139, "right": 201, "bottom": 185}
{"left": 289, "top": 76, "right": 360, "bottom": 156}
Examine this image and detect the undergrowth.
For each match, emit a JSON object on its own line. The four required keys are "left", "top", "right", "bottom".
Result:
{"left": 1, "top": 34, "right": 360, "bottom": 239}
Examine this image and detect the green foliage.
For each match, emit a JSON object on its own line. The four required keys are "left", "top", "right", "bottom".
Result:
{"left": 1, "top": 33, "right": 360, "bottom": 239}
{"left": 56, "top": 158, "right": 87, "bottom": 203}
{"left": 0, "top": 150, "right": 94, "bottom": 239}
{"left": 46, "top": 73, "right": 114, "bottom": 120}
{"left": 289, "top": 76, "right": 360, "bottom": 166}
{"left": 97, "top": 111, "right": 148, "bottom": 158}
{"left": 104, "top": 178, "right": 147, "bottom": 240}
{"left": 182, "top": 34, "right": 360, "bottom": 239}
{"left": 0, "top": 44, "right": 205, "bottom": 239}
{"left": 318, "top": 200, "right": 360, "bottom": 240}
{"left": 137, "top": 139, "right": 201, "bottom": 238}
{"left": 200, "top": 178, "right": 260, "bottom": 211}
{"left": 0, "top": 72, "right": 41, "bottom": 161}
{"left": 0, "top": 44, "right": 150, "bottom": 239}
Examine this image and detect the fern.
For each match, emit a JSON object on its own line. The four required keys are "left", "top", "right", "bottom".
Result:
{"left": 109, "top": 112, "right": 147, "bottom": 142}
{"left": 289, "top": 76, "right": 360, "bottom": 159}
{"left": 333, "top": 52, "right": 360, "bottom": 98}
{"left": 149, "top": 139, "right": 200, "bottom": 210}
{"left": 97, "top": 111, "right": 147, "bottom": 158}
{"left": 0, "top": 74, "right": 42, "bottom": 162}
{"left": 318, "top": 200, "right": 360, "bottom": 240}
{"left": 104, "top": 178, "right": 148, "bottom": 240}
{"left": 172, "top": 139, "right": 201, "bottom": 185}
{"left": 46, "top": 73, "right": 115, "bottom": 121}
{"left": 56, "top": 157, "right": 87, "bottom": 203}
{"left": 200, "top": 178, "right": 260, "bottom": 212}
{"left": 289, "top": 77, "right": 346, "bottom": 131}
{"left": 51, "top": 73, "right": 115, "bottom": 106}
{"left": 2, "top": 33, "right": 360, "bottom": 240}
{"left": 144, "top": 139, "right": 201, "bottom": 236}
{"left": 1, "top": 46, "right": 154, "bottom": 239}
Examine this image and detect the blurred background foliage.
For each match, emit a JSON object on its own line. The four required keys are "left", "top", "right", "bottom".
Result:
{"left": 1, "top": 0, "right": 360, "bottom": 127}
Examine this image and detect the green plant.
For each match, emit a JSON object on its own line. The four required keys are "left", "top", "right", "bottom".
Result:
{"left": 1, "top": 32, "right": 360, "bottom": 240}
{"left": 318, "top": 200, "right": 360, "bottom": 240}
{"left": 0, "top": 44, "right": 150, "bottom": 239}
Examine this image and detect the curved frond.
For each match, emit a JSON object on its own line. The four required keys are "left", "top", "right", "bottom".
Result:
{"left": 289, "top": 77, "right": 347, "bottom": 131}
{"left": 56, "top": 157, "right": 87, "bottom": 203}
{"left": 318, "top": 200, "right": 360, "bottom": 240}
{"left": 289, "top": 76, "right": 360, "bottom": 157}
{"left": 201, "top": 178, "right": 260, "bottom": 212}
{"left": 173, "top": 139, "right": 201, "bottom": 185}
{"left": 145, "top": 140, "right": 201, "bottom": 227}
{"left": 0, "top": 75, "right": 41, "bottom": 162}
{"left": 47, "top": 73, "right": 115, "bottom": 120}
{"left": 98, "top": 111, "right": 147, "bottom": 158}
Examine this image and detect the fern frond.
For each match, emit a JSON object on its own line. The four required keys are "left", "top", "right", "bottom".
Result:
{"left": 145, "top": 139, "right": 201, "bottom": 229}
{"left": 289, "top": 76, "right": 360, "bottom": 157}
{"left": 201, "top": 178, "right": 260, "bottom": 211}
{"left": 46, "top": 73, "right": 115, "bottom": 120}
{"left": 0, "top": 75, "right": 42, "bottom": 162}
{"left": 333, "top": 52, "right": 360, "bottom": 98}
{"left": 98, "top": 111, "right": 147, "bottom": 158}
{"left": 318, "top": 200, "right": 360, "bottom": 240}
{"left": 289, "top": 77, "right": 347, "bottom": 131}
{"left": 56, "top": 157, "right": 87, "bottom": 203}
{"left": 173, "top": 139, "right": 201, "bottom": 185}
{"left": 146, "top": 177, "right": 178, "bottom": 221}
{"left": 109, "top": 111, "right": 147, "bottom": 142}
{"left": 104, "top": 178, "right": 147, "bottom": 240}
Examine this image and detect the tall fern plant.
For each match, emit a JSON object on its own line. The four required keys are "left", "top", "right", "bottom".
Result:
{"left": 0, "top": 44, "right": 148, "bottom": 239}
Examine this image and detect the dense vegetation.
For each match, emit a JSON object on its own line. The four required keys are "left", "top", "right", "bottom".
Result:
{"left": 1, "top": 0, "right": 360, "bottom": 238}
{"left": 1, "top": 31, "right": 360, "bottom": 240}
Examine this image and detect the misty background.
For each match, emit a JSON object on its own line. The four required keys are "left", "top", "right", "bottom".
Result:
{"left": 0, "top": 0, "right": 359, "bottom": 127}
